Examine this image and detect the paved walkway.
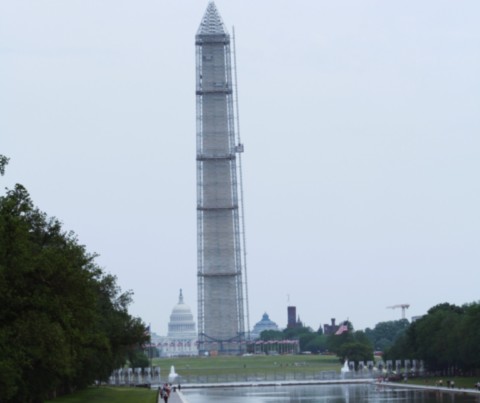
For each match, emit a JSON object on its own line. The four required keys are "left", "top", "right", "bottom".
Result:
{"left": 377, "top": 381, "right": 480, "bottom": 396}
{"left": 157, "top": 389, "right": 188, "bottom": 403}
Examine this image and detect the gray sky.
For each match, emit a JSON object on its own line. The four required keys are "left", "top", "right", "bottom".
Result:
{"left": 2, "top": 0, "right": 479, "bottom": 336}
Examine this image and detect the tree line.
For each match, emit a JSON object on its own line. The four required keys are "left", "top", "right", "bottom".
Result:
{"left": 258, "top": 318, "right": 419, "bottom": 367}
{"left": 259, "top": 304, "right": 480, "bottom": 376}
{"left": 259, "top": 322, "right": 377, "bottom": 365}
{"left": 0, "top": 174, "right": 148, "bottom": 402}
{"left": 384, "top": 302, "right": 480, "bottom": 374}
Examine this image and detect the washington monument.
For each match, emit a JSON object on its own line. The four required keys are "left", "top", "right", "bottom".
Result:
{"left": 195, "top": 2, "right": 249, "bottom": 355}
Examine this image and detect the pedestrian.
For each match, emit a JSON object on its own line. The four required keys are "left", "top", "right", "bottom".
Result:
{"left": 162, "top": 383, "right": 171, "bottom": 403}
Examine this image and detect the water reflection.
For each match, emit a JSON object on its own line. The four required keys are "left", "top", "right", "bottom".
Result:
{"left": 182, "top": 384, "right": 480, "bottom": 402}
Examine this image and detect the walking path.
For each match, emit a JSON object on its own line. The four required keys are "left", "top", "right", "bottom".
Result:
{"left": 157, "top": 389, "right": 189, "bottom": 403}
{"left": 377, "top": 381, "right": 480, "bottom": 396}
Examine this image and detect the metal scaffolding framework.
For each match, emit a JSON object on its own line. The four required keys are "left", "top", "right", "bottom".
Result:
{"left": 195, "top": 2, "right": 249, "bottom": 355}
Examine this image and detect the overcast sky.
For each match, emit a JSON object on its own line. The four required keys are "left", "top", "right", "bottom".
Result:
{"left": 2, "top": 0, "right": 479, "bottom": 336}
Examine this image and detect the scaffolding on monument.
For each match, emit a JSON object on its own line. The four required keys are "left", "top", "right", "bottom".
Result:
{"left": 195, "top": 2, "right": 249, "bottom": 355}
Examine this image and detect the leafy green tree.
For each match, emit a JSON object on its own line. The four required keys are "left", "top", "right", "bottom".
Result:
{"left": 385, "top": 302, "right": 480, "bottom": 374}
{"left": 0, "top": 184, "right": 148, "bottom": 402}
{"left": 0, "top": 155, "right": 9, "bottom": 176}
{"left": 129, "top": 350, "right": 150, "bottom": 369}
{"left": 282, "top": 326, "right": 312, "bottom": 340}
{"left": 412, "top": 303, "right": 463, "bottom": 372}
{"left": 336, "top": 341, "right": 374, "bottom": 366}
{"left": 304, "top": 334, "right": 328, "bottom": 353}
{"left": 326, "top": 322, "right": 373, "bottom": 364}
{"left": 299, "top": 332, "right": 316, "bottom": 351}
{"left": 383, "top": 332, "right": 410, "bottom": 362}
{"left": 364, "top": 319, "right": 409, "bottom": 351}
{"left": 458, "top": 302, "right": 480, "bottom": 370}
{"left": 327, "top": 329, "right": 355, "bottom": 354}
{"left": 259, "top": 330, "right": 284, "bottom": 341}
{"left": 326, "top": 321, "right": 354, "bottom": 354}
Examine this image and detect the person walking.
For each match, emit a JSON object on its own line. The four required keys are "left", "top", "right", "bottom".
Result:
{"left": 162, "top": 383, "right": 171, "bottom": 403}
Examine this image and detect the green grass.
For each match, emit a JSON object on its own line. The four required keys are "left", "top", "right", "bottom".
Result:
{"left": 405, "top": 376, "right": 479, "bottom": 390}
{"left": 46, "top": 355, "right": 343, "bottom": 401}
{"left": 44, "top": 357, "right": 480, "bottom": 401}
{"left": 151, "top": 354, "right": 342, "bottom": 377}
{"left": 45, "top": 386, "right": 156, "bottom": 403}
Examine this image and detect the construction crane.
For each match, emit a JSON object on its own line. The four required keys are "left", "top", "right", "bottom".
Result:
{"left": 387, "top": 304, "right": 410, "bottom": 320}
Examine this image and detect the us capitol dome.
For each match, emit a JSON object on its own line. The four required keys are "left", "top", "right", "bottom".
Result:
{"left": 158, "top": 289, "right": 198, "bottom": 357}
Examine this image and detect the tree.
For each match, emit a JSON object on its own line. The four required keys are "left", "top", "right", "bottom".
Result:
{"left": 282, "top": 326, "right": 312, "bottom": 341}
{"left": 0, "top": 155, "right": 9, "bottom": 176}
{"left": 259, "top": 330, "right": 284, "bottom": 341}
{"left": 404, "top": 303, "right": 463, "bottom": 372}
{"left": 336, "top": 342, "right": 374, "bottom": 366}
{"left": 0, "top": 184, "right": 148, "bottom": 402}
{"left": 128, "top": 350, "right": 150, "bottom": 369}
{"left": 299, "top": 332, "right": 317, "bottom": 352}
{"left": 326, "top": 321, "right": 354, "bottom": 353}
{"left": 385, "top": 302, "right": 480, "bottom": 374}
{"left": 303, "top": 334, "right": 328, "bottom": 353}
{"left": 458, "top": 302, "right": 480, "bottom": 370}
{"left": 364, "top": 319, "right": 409, "bottom": 351}
{"left": 326, "top": 322, "right": 373, "bottom": 364}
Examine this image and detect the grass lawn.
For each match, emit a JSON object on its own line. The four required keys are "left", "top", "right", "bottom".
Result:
{"left": 151, "top": 354, "right": 342, "bottom": 377}
{"left": 45, "top": 387, "right": 156, "bottom": 403}
{"left": 405, "top": 376, "right": 479, "bottom": 390}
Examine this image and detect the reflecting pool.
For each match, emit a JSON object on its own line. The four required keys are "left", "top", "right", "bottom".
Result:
{"left": 182, "top": 383, "right": 480, "bottom": 402}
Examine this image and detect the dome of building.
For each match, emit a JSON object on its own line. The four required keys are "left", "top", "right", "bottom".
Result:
{"left": 251, "top": 312, "right": 279, "bottom": 340}
{"left": 168, "top": 289, "right": 197, "bottom": 338}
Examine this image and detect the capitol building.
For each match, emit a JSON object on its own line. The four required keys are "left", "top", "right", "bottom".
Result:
{"left": 151, "top": 291, "right": 283, "bottom": 356}
{"left": 155, "top": 289, "right": 198, "bottom": 357}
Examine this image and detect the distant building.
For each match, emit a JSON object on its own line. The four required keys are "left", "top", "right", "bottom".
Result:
{"left": 287, "top": 306, "right": 296, "bottom": 328}
{"left": 323, "top": 318, "right": 340, "bottom": 335}
{"left": 287, "top": 306, "right": 303, "bottom": 329}
{"left": 250, "top": 313, "right": 279, "bottom": 340}
{"left": 157, "top": 290, "right": 198, "bottom": 357}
